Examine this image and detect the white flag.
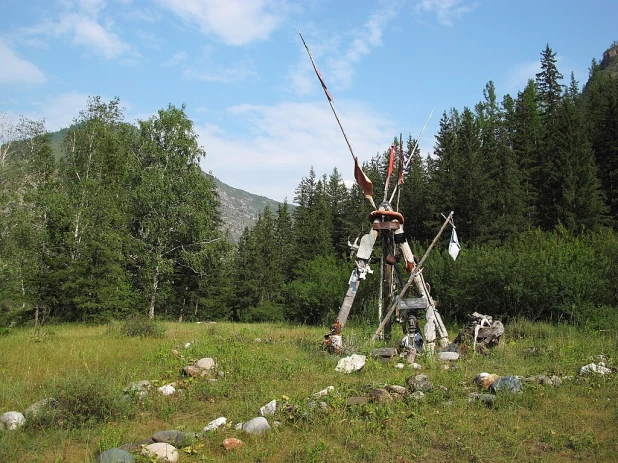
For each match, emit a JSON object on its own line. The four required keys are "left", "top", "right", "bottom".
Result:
{"left": 448, "top": 228, "right": 460, "bottom": 261}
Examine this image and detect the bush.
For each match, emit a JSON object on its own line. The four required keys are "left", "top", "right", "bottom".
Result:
{"left": 117, "top": 314, "right": 165, "bottom": 337}
{"left": 28, "top": 376, "right": 133, "bottom": 430}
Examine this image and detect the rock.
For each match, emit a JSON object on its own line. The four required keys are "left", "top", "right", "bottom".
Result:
{"left": 195, "top": 357, "right": 216, "bottom": 370}
{"left": 438, "top": 351, "right": 460, "bottom": 361}
{"left": 95, "top": 448, "right": 136, "bottom": 463}
{"left": 234, "top": 422, "right": 243, "bottom": 430}
{"left": 369, "top": 388, "right": 392, "bottom": 403}
{"left": 386, "top": 385, "right": 407, "bottom": 395}
{"left": 411, "top": 363, "right": 422, "bottom": 370}
{"left": 222, "top": 437, "right": 245, "bottom": 450}
{"left": 371, "top": 347, "right": 398, "bottom": 361}
{"left": 579, "top": 362, "right": 612, "bottom": 375}
{"left": 158, "top": 384, "right": 176, "bottom": 395}
{"left": 242, "top": 417, "right": 271, "bottom": 434}
{"left": 0, "top": 411, "right": 25, "bottom": 430}
{"left": 406, "top": 374, "right": 433, "bottom": 392}
{"left": 411, "top": 391, "right": 425, "bottom": 401}
{"left": 203, "top": 417, "right": 227, "bottom": 432}
{"left": 395, "top": 363, "right": 405, "bottom": 369}
{"left": 254, "top": 338, "right": 261, "bottom": 343}
{"left": 346, "top": 396, "right": 368, "bottom": 406}
{"left": 335, "top": 354, "right": 366, "bottom": 373}
{"left": 24, "top": 398, "right": 57, "bottom": 418}
{"left": 259, "top": 399, "right": 277, "bottom": 416}
{"left": 152, "top": 430, "right": 187, "bottom": 446}
{"left": 468, "top": 392, "right": 496, "bottom": 407}
{"left": 313, "top": 386, "right": 334, "bottom": 398}
{"left": 171, "top": 349, "right": 183, "bottom": 358}
{"left": 473, "top": 372, "right": 501, "bottom": 390}
{"left": 490, "top": 376, "right": 523, "bottom": 394}
{"left": 184, "top": 342, "right": 191, "bottom": 348}
{"left": 141, "top": 443, "right": 179, "bottom": 463}
{"left": 123, "top": 380, "right": 152, "bottom": 399}
{"left": 183, "top": 365, "right": 207, "bottom": 377}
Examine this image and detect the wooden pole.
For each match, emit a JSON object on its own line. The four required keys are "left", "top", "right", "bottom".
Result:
{"left": 371, "top": 211, "right": 454, "bottom": 341}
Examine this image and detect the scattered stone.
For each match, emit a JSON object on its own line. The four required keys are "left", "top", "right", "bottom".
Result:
{"left": 407, "top": 374, "right": 433, "bottom": 392}
{"left": 313, "top": 386, "right": 334, "bottom": 398}
{"left": 141, "top": 443, "right": 179, "bottom": 463}
{"left": 203, "top": 417, "right": 227, "bottom": 432}
{"left": 184, "top": 342, "right": 192, "bottom": 349}
{"left": 411, "top": 363, "right": 422, "bottom": 370}
{"left": 490, "top": 376, "right": 523, "bottom": 394}
{"left": 24, "top": 398, "right": 57, "bottom": 418}
{"left": 0, "top": 411, "right": 25, "bottom": 430}
{"left": 346, "top": 396, "right": 368, "bottom": 406}
{"left": 242, "top": 417, "right": 271, "bottom": 435}
{"left": 223, "top": 437, "right": 245, "bottom": 450}
{"left": 254, "top": 338, "right": 261, "bottom": 343}
{"left": 579, "top": 362, "right": 612, "bottom": 375}
{"left": 438, "top": 351, "right": 460, "bottom": 361}
{"left": 335, "top": 354, "right": 366, "bottom": 373}
{"left": 411, "top": 391, "right": 425, "bottom": 400}
{"left": 386, "top": 385, "right": 407, "bottom": 395}
{"left": 158, "top": 384, "right": 176, "bottom": 395}
{"left": 524, "top": 375, "right": 563, "bottom": 387}
{"left": 195, "top": 358, "right": 216, "bottom": 370}
{"left": 468, "top": 392, "right": 496, "bottom": 407}
{"left": 123, "top": 380, "right": 152, "bottom": 399}
{"left": 234, "top": 422, "right": 243, "bottom": 430}
{"left": 171, "top": 349, "right": 183, "bottom": 359}
{"left": 183, "top": 365, "right": 207, "bottom": 377}
{"left": 259, "top": 399, "right": 277, "bottom": 416}
{"left": 369, "top": 388, "right": 393, "bottom": 403}
{"left": 371, "top": 347, "right": 398, "bottom": 362}
{"left": 95, "top": 447, "right": 136, "bottom": 463}
{"left": 152, "top": 430, "right": 188, "bottom": 446}
{"left": 395, "top": 363, "right": 405, "bottom": 369}
{"left": 473, "top": 372, "right": 501, "bottom": 390}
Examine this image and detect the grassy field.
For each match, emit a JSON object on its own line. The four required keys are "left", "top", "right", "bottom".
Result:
{"left": 0, "top": 319, "right": 616, "bottom": 462}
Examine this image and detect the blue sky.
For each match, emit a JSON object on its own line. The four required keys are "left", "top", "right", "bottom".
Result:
{"left": 1, "top": 0, "right": 616, "bottom": 202}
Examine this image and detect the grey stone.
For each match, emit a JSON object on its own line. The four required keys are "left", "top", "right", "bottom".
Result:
{"left": 371, "top": 347, "right": 398, "bottom": 359}
{"left": 490, "top": 376, "right": 523, "bottom": 394}
{"left": 407, "top": 374, "right": 433, "bottom": 392}
{"left": 95, "top": 448, "right": 135, "bottom": 463}
{"left": 386, "top": 385, "right": 407, "bottom": 395}
{"left": 438, "top": 351, "right": 460, "bottom": 361}
{"left": 195, "top": 357, "right": 216, "bottom": 370}
{"left": 259, "top": 399, "right": 277, "bottom": 416}
{"left": 369, "top": 388, "right": 392, "bottom": 403}
{"left": 24, "top": 398, "right": 57, "bottom": 418}
{"left": 123, "top": 380, "right": 152, "bottom": 399}
{"left": 411, "top": 391, "right": 425, "bottom": 400}
{"left": 468, "top": 392, "right": 496, "bottom": 407}
{"left": 242, "top": 417, "right": 271, "bottom": 435}
{"left": 152, "top": 430, "right": 188, "bottom": 445}
{"left": 141, "top": 443, "right": 179, "bottom": 463}
{"left": 203, "top": 417, "right": 227, "bottom": 432}
{"left": 346, "top": 396, "right": 368, "bottom": 406}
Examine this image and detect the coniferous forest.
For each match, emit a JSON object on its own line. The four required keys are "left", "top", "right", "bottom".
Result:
{"left": 2, "top": 44, "right": 618, "bottom": 329}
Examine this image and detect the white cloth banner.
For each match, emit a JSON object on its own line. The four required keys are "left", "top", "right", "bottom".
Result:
{"left": 448, "top": 228, "right": 460, "bottom": 261}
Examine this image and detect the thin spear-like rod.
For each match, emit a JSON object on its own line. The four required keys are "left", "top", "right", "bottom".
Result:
{"left": 371, "top": 211, "right": 454, "bottom": 341}
{"left": 388, "top": 108, "right": 434, "bottom": 204}
{"left": 299, "top": 31, "right": 376, "bottom": 209}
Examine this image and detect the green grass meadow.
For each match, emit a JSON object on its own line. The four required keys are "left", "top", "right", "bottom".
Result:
{"left": 0, "top": 320, "right": 616, "bottom": 462}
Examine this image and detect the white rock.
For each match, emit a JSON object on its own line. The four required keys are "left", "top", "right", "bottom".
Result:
{"left": 395, "top": 363, "right": 405, "bottom": 369}
{"left": 259, "top": 399, "right": 277, "bottom": 416}
{"left": 195, "top": 357, "right": 216, "bottom": 370}
{"left": 579, "top": 362, "right": 612, "bottom": 375}
{"left": 158, "top": 384, "right": 176, "bottom": 395}
{"left": 335, "top": 354, "right": 366, "bottom": 373}
{"left": 203, "top": 416, "right": 227, "bottom": 431}
{"left": 438, "top": 351, "right": 460, "bottom": 361}
{"left": 142, "top": 443, "right": 179, "bottom": 463}
{"left": 242, "top": 417, "right": 271, "bottom": 434}
{"left": 411, "top": 363, "right": 422, "bottom": 370}
{"left": 234, "top": 422, "right": 243, "bottom": 430}
{"left": 0, "top": 411, "right": 25, "bottom": 430}
{"left": 184, "top": 342, "right": 192, "bottom": 349}
{"left": 313, "top": 386, "right": 334, "bottom": 398}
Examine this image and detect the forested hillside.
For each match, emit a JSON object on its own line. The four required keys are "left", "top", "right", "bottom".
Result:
{"left": 1, "top": 43, "right": 618, "bottom": 328}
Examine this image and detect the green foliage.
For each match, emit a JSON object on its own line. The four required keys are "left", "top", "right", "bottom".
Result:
{"left": 28, "top": 375, "right": 133, "bottom": 430}
{"left": 116, "top": 314, "right": 165, "bottom": 338}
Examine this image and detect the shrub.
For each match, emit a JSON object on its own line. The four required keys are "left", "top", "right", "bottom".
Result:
{"left": 117, "top": 314, "right": 165, "bottom": 338}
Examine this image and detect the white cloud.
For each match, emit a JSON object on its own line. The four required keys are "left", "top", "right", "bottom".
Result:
{"left": 0, "top": 41, "right": 46, "bottom": 84}
{"left": 27, "top": 92, "right": 91, "bottom": 131}
{"left": 156, "top": 0, "right": 286, "bottom": 46}
{"left": 415, "top": 0, "right": 479, "bottom": 27}
{"left": 164, "top": 51, "right": 188, "bottom": 66}
{"left": 289, "top": 2, "right": 401, "bottom": 97}
{"left": 195, "top": 99, "right": 397, "bottom": 202}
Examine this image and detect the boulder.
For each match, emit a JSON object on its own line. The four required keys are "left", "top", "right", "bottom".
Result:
{"left": 141, "top": 443, "right": 178, "bottom": 463}
{"left": 335, "top": 354, "right": 366, "bottom": 373}
{"left": 259, "top": 399, "right": 277, "bottom": 416}
{"left": 490, "top": 376, "right": 523, "bottom": 394}
{"left": 24, "top": 398, "right": 57, "bottom": 418}
{"left": 242, "top": 417, "right": 271, "bottom": 435}
{"left": 95, "top": 448, "right": 135, "bottom": 463}
{"left": 195, "top": 358, "right": 216, "bottom": 370}
{"left": 0, "top": 411, "right": 25, "bottom": 430}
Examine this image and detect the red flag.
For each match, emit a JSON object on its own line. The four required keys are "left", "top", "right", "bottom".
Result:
{"left": 387, "top": 144, "right": 395, "bottom": 181}
{"left": 354, "top": 157, "right": 373, "bottom": 199}
{"left": 313, "top": 64, "right": 333, "bottom": 102}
